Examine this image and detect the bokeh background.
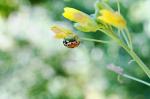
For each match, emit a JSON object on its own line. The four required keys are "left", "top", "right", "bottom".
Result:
{"left": 0, "top": 0, "right": 150, "bottom": 99}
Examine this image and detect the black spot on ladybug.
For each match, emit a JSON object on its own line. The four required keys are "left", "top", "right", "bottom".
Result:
{"left": 63, "top": 36, "right": 80, "bottom": 48}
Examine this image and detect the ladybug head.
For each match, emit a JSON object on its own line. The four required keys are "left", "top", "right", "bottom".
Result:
{"left": 63, "top": 35, "right": 80, "bottom": 48}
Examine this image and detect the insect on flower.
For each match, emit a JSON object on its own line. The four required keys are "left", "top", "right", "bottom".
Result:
{"left": 50, "top": 25, "right": 80, "bottom": 48}
{"left": 63, "top": 35, "right": 80, "bottom": 48}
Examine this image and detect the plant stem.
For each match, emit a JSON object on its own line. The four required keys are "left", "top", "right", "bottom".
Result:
{"left": 116, "top": 0, "right": 120, "bottom": 13}
{"left": 107, "top": 64, "right": 150, "bottom": 86}
{"left": 120, "top": 42, "right": 150, "bottom": 79}
{"left": 81, "top": 37, "right": 110, "bottom": 44}
{"left": 122, "top": 74, "right": 150, "bottom": 86}
{"left": 121, "top": 30, "right": 131, "bottom": 49}
{"left": 124, "top": 28, "right": 133, "bottom": 50}
{"left": 98, "top": 29, "right": 150, "bottom": 79}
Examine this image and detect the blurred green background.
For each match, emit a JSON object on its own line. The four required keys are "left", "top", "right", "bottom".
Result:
{"left": 0, "top": 0, "right": 150, "bottom": 99}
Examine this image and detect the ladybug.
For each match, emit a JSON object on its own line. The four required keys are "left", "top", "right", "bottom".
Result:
{"left": 63, "top": 35, "right": 80, "bottom": 48}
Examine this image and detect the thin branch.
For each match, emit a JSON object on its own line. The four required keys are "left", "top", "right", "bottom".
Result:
{"left": 121, "top": 30, "right": 131, "bottom": 49}
{"left": 124, "top": 28, "right": 133, "bottom": 50}
{"left": 81, "top": 37, "right": 110, "bottom": 44}
{"left": 123, "top": 74, "right": 150, "bottom": 86}
{"left": 116, "top": 0, "right": 120, "bottom": 13}
{"left": 107, "top": 64, "right": 150, "bottom": 86}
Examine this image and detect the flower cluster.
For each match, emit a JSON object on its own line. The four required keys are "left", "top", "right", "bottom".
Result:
{"left": 50, "top": 0, "right": 150, "bottom": 83}
{"left": 50, "top": 0, "right": 126, "bottom": 48}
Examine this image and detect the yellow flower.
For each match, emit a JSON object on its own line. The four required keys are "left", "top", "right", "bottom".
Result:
{"left": 98, "top": 9, "right": 126, "bottom": 28}
{"left": 63, "top": 7, "right": 89, "bottom": 24}
{"left": 50, "top": 25, "right": 73, "bottom": 39}
{"left": 63, "top": 7, "right": 99, "bottom": 32}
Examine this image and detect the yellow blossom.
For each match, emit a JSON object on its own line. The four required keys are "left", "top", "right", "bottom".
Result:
{"left": 98, "top": 9, "right": 126, "bottom": 28}
{"left": 63, "top": 7, "right": 89, "bottom": 24}
{"left": 50, "top": 25, "right": 73, "bottom": 39}
{"left": 63, "top": 7, "right": 99, "bottom": 32}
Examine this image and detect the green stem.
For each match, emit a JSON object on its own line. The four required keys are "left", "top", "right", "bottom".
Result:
{"left": 81, "top": 37, "right": 110, "bottom": 44}
{"left": 107, "top": 64, "right": 150, "bottom": 86}
{"left": 98, "top": 29, "right": 150, "bottom": 78}
{"left": 122, "top": 74, "right": 150, "bottom": 86}
{"left": 124, "top": 28, "right": 133, "bottom": 50}
{"left": 121, "top": 30, "right": 131, "bottom": 48}
{"left": 119, "top": 42, "right": 150, "bottom": 79}
{"left": 116, "top": 0, "right": 120, "bottom": 13}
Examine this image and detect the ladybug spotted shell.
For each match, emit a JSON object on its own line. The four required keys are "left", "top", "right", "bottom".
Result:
{"left": 63, "top": 35, "right": 80, "bottom": 48}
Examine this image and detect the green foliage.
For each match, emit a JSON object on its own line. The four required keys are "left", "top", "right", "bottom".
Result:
{"left": 0, "top": 0, "right": 150, "bottom": 99}
{"left": 0, "top": 0, "right": 18, "bottom": 17}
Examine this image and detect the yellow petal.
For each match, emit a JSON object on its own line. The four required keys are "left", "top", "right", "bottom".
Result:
{"left": 50, "top": 25, "right": 72, "bottom": 39}
{"left": 54, "top": 33, "right": 69, "bottom": 39}
{"left": 63, "top": 7, "right": 99, "bottom": 32}
{"left": 98, "top": 9, "right": 126, "bottom": 28}
{"left": 63, "top": 7, "right": 89, "bottom": 24}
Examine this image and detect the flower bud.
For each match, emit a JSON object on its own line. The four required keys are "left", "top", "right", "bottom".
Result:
{"left": 98, "top": 9, "right": 126, "bottom": 29}
{"left": 50, "top": 25, "right": 72, "bottom": 39}
{"left": 63, "top": 7, "right": 89, "bottom": 24}
{"left": 63, "top": 7, "right": 99, "bottom": 32}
